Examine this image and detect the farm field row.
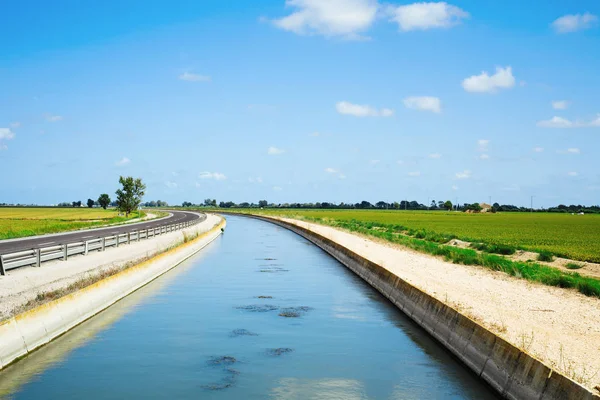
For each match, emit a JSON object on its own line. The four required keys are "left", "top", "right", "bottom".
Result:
{"left": 232, "top": 209, "right": 600, "bottom": 263}
{"left": 0, "top": 208, "right": 146, "bottom": 240}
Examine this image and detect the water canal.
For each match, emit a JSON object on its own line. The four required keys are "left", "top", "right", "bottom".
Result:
{"left": 0, "top": 216, "right": 498, "bottom": 399}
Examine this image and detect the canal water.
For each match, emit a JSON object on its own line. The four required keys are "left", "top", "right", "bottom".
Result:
{"left": 0, "top": 216, "right": 498, "bottom": 399}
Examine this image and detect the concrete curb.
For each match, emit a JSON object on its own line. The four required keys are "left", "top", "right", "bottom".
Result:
{"left": 241, "top": 214, "right": 599, "bottom": 400}
{"left": 0, "top": 217, "right": 225, "bottom": 370}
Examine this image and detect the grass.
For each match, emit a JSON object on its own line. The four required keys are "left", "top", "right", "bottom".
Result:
{"left": 227, "top": 209, "right": 600, "bottom": 263}
{"left": 538, "top": 251, "right": 554, "bottom": 262}
{"left": 221, "top": 209, "right": 600, "bottom": 299}
{"left": 0, "top": 207, "right": 146, "bottom": 240}
{"left": 566, "top": 263, "right": 584, "bottom": 270}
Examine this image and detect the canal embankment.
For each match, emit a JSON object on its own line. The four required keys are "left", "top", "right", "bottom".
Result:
{"left": 244, "top": 214, "right": 600, "bottom": 399}
{"left": 0, "top": 214, "right": 225, "bottom": 370}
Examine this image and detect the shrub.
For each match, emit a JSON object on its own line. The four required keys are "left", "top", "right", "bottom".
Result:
{"left": 538, "top": 251, "right": 554, "bottom": 262}
{"left": 566, "top": 262, "right": 583, "bottom": 270}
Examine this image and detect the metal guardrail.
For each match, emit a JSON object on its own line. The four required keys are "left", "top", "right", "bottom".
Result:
{"left": 0, "top": 219, "right": 201, "bottom": 276}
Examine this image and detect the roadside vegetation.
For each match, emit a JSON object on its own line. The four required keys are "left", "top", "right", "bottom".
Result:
{"left": 231, "top": 209, "right": 600, "bottom": 263}
{"left": 0, "top": 208, "right": 145, "bottom": 240}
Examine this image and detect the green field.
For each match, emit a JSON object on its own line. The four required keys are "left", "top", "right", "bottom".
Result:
{"left": 0, "top": 208, "right": 144, "bottom": 239}
{"left": 239, "top": 209, "right": 600, "bottom": 263}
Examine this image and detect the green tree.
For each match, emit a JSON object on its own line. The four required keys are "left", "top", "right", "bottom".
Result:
{"left": 444, "top": 200, "right": 453, "bottom": 211}
{"left": 115, "top": 176, "right": 146, "bottom": 216}
{"left": 87, "top": 198, "right": 95, "bottom": 208}
{"left": 97, "top": 194, "right": 111, "bottom": 209}
{"left": 258, "top": 200, "right": 268, "bottom": 208}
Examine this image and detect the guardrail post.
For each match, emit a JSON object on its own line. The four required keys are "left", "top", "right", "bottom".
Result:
{"left": 36, "top": 249, "right": 41, "bottom": 267}
{"left": 0, "top": 255, "right": 5, "bottom": 276}
{"left": 84, "top": 241, "right": 89, "bottom": 255}
{"left": 145, "top": 229, "right": 148, "bottom": 239}
{"left": 127, "top": 232, "right": 131, "bottom": 244}
{"left": 102, "top": 237, "right": 106, "bottom": 251}
{"left": 63, "top": 244, "right": 68, "bottom": 260}
{"left": 137, "top": 231, "right": 140, "bottom": 242}
{"left": 116, "top": 235, "right": 119, "bottom": 248}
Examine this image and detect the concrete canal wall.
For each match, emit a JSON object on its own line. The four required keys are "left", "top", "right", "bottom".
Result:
{"left": 245, "top": 214, "right": 598, "bottom": 400}
{"left": 0, "top": 218, "right": 225, "bottom": 370}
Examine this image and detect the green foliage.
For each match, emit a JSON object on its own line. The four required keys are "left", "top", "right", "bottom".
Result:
{"left": 444, "top": 200, "right": 452, "bottom": 211}
{"left": 566, "top": 262, "right": 583, "bottom": 270}
{"left": 0, "top": 207, "right": 141, "bottom": 239}
{"left": 236, "top": 209, "right": 599, "bottom": 263}
{"left": 86, "top": 198, "right": 95, "bottom": 208}
{"left": 97, "top": 194, "right": 111, "bottom": 209}
{"left": 471, "top": 243, "right": 516, "bottom": 255}
{"left": 115, "top": 176, "right": 146, "bottom": 216}
{"left": 538, "top": 251, "right": 554, "bottom": 262}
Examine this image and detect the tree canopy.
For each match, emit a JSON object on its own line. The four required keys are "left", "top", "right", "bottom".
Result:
{"left": 98, "top": 194, "right": 111, "bottom": 209}
{"left": 115, "top": 176, "right": 146, "bottom": 216}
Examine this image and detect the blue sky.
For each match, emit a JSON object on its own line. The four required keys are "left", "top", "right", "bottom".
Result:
{"left": 1, "top": 1, "right": 599, "bottom": 207}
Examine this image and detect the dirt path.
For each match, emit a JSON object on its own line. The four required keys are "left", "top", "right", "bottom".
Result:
{"left": 279, "top": 217, "right": 600, "bottom": 392}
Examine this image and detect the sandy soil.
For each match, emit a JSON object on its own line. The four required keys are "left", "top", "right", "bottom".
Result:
{"left": 279, "top": 217, "right": 600, "bottom": 391}
{"left": 0, "top": 214, "right": 222, "bottom": 321}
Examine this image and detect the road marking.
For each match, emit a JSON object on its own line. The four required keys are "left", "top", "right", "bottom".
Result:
{"left": 39, "top": 242, "right": 55, "bottom": 246}
{"left": 82, "top": 235, "right": 94, "bottom": 239}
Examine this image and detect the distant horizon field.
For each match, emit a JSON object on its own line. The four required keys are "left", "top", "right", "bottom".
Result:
{"left": 224, "top": 209, "right": 600, "bottom": 263}
{"left": 0, "top": 207, "right": 143, "bottom": 240}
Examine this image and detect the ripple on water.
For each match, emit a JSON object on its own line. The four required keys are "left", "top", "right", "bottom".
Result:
{"left": 235, "top": 304, "right": 279, "bottom": 312}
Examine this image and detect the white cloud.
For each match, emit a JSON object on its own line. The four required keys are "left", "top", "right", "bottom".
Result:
{"left": 428, "top": 153, "right": 441, "bottom": 159}
{"left": 10, "top": 122, "right": 20, "bottom": 128}
{"left": 179, "top": 72, "right": 211, "bottom": 82}
{"left": 552, "top": 100, "right": 569, "bottom": 110}
{"left": 537, "top": 115, "right": 600, "bottom": 128}
{"left": 199, "top": 171, "right": 227, "bottom": 180}
{"left": 272, "top": 0, "right": 378, "bottom": 39}
{"left": 370, "top": 159, "right": 380, "bottom": 164}
{"left": 552, "top": 13, "right": 598, "bottom": 33}
{"left": 407, "top": 171, "right": 421, "bottom": 177}
{"left": 267, "top": 146, "right": 285, "bottom": 155}
{"left": 396, "top": 160, "right": 404, "bottom": 165}
{"left": 479, "top": 154, "right": 490, "bottom": 160}
{"left": 310, "top": 131, "right": 321, "bottom": 137}
{"left": 165, "top": 181, "right": 178, "bottom": 188}
{"left": 478, "top": 139, "right": 489, "bottom": 152}
{"left": 44, "top": 114, "right": 63, "bottom": 122}
{"left": 455, "top": 170, "right": 471, "bottom": 179}
{"left": 403, "top": 96, "right": 441, "bottom": 113}
{"left": 567, "top": 171, "right": 578, "bottom": 177}
{"left": 452, "top": 185, "right": 458, "bottom": 191}
{"left": 533, "top": 147, "right": 544, "bottom": 153}
{"left": 336, "top": 101, "right": 393, "bottom": 117}
{"left": 0, "top": 144, "right": 7, "bottom": 151}
{"left": 567, "top": 148, "right": 581, "bottom": 154}
{"left": 115, "top": 157, "right": 131, "bottom": 167}
{"left": 325, "top": 167, "right": 346, "bottom": 179}
{"left": 462, "top": 66, "right": 515, "bottom": 93}
{"left": 273, "top": 186, "right": 283, "bottom": 191}
{"left": 387, "top": 2, "right": 469, "bottom": 31}
{"left": 0, "top": 128, "right": 15, "bottom": 141}
{"left": 248, "top": 177, "right": 263, "bottom": 183}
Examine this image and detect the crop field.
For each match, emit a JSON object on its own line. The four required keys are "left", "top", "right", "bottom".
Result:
{"left": 244, "top": 209, "right": 600, "bottom": 263}
{"left": 0, "top": 208, "right": 143, "bottom": 240}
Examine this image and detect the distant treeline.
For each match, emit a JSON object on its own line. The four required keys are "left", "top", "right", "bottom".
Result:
{"left": 2, "top": 201, "right": 598, "bottom": 214}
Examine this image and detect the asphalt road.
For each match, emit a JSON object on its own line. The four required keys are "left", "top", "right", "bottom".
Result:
{"left": 0, "top": 210, "right": 205, "bottom": 255}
